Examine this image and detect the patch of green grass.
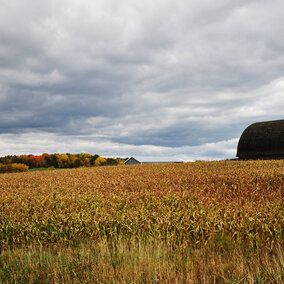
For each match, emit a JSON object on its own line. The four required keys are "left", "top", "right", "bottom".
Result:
{"left": 28, "top": 168, "right": 50, "bottom": 172}
{"left": 28, "top": 167, "right": 62, "bottom": 172}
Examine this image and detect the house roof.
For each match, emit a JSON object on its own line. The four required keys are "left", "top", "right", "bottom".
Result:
{"left": 124, "top": 157, "right": 184, "bottom": 165}
{"left": 124, "top": 157, "right": 141, "bottom": 164}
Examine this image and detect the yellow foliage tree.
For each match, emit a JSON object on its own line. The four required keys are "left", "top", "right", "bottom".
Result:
{"left": 94, "top": 157, "right": 107, "bottom": 166}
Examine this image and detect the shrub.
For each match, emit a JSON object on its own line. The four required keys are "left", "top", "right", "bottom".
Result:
{"left": 0, "top": 163, "right": 29, "bottom": 173}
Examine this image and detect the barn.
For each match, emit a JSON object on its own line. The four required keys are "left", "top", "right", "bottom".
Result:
{"left": 236, "top": 119, "right": 284, "bottom": 159}
{"left": 124, "top": 157, "right": 141, "bottom": 165}
{"left": 124, "top": 157, "right": 184, "bottom": 165}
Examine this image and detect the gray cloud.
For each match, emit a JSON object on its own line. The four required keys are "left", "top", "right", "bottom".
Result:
{"left": 0, "top": 0, "right": 284, "bottom": 159}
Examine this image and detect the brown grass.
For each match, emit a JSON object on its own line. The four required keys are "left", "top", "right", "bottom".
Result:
{"left": 0, "top": 160, "right": 283, "bottom": 248}
{"left": 0, "top": 160, "right": 283, "bottom": 282}
{"left": 0, "top": 241, "right": 283, "bottom": 283}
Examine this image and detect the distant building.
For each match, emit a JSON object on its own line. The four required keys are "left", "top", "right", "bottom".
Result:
{"left": 141, "top": 161, "right": 183, "bottom": 164}
{"left": 124, "top": 157, "right": 184, "bottom": 165}
{"left": 237, "top": 119, "right": 284, "bottom": 159}
{"left": 124, "top": 157, "right": 141, "bottom": 165}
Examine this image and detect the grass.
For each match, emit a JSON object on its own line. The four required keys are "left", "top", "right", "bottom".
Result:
{"left": 28, "top": 168, "right": 50, "bottom": 172}
{"left": 28, "top": 167, "right": 61, "bottom": 172}
{"left": 0, "top": 160, "right": 283, "bottom": 282}
{"left": 1, "top": 160, "right": 283, "bottom": 248}
{"left": 0, "top": 241, "right": 283, "bottom": 283}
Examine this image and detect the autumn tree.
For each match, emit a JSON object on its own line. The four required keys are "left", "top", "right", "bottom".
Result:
{"left": 94, "top": 157, "right": 107, "bottom": 166}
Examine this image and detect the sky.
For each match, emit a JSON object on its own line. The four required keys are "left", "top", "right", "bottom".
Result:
{"left": 0, "top": 0, "right": 284, "bottom": 161}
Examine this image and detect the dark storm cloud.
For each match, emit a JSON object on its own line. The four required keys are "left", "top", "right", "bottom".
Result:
{"left": 0, "top": 0, "right": 284, "bottom": 159}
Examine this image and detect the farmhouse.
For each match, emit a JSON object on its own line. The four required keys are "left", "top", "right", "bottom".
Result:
{"left": 236, "top": 119, "right": 284, "bottom": 159}
{"left": 124, "top": 157, "right": 141, "bottom": 165}
{"left": 124, "top": 157, "right": 184, "bottom": 165}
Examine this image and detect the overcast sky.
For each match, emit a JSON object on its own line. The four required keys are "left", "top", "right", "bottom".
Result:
{"left": 0, "top": 0, "right": 283, "bottom": 161}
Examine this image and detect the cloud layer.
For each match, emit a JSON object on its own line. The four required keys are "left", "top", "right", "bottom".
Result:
{"left": 0, "top": 0, "right": 284, "bottom": 160}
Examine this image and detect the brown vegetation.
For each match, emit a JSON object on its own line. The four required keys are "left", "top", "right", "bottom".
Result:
{"left": 0, "top": 163, "right": 29, "bottom": 173}
{"left": 0, "top": 160, "right": 283, "bottom": 248}
{"left": 0, "top": 160, "right": 283, "bottom": 282}
{"left": 0, "top": 242, "right": 283, "bottom": 283}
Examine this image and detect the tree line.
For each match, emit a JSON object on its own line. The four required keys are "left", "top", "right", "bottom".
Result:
{"left": 0, "top": 153, "right": 125, "bottom": 169}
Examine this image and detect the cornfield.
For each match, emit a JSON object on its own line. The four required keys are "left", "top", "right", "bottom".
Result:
{"left": 0, "top": 160, "right": 283, "bottom": 248}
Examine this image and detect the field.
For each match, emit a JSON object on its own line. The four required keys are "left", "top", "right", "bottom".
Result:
{"left": 0, "top": 160, "right": 283, "bottom": 283}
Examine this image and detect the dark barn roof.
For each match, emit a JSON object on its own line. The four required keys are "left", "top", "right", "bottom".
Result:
{"left": 124, "top": 157, "right": 141, "bottom": 165}
{"left": 237, "top": 119, "right": 284, "bottom": 159}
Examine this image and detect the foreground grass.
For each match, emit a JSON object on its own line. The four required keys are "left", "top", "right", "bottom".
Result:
{"left": 0, "top": 241, "right": 283, "bottom": 283}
